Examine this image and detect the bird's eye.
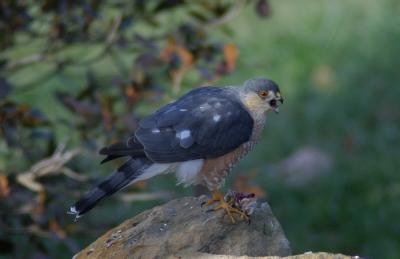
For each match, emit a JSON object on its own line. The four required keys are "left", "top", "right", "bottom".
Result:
{"left": 259, "top": 90, "right": 269, "bottom": 98}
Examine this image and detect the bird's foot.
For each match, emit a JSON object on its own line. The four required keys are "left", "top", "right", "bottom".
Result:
{"left": 202, "top": 191, "right": 224, "bottom": 207}
{"left": 213, "top": 199, "right": 250, "bottom": 223}
{"left": 203, "top": 191, "right": 250, "bottom": 223}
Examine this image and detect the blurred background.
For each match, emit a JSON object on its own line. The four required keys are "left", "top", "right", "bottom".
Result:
{"left": 1, "top": 0, "right": 399, "bottom": 258}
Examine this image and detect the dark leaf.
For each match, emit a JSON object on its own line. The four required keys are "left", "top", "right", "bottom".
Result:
{"left": 255, "top": 0, "right": 271, "bottom": 18}
{"left": 29, "top": 129, "right": 54, "bottom": 140}
{"left": 0, "top": 58, "right": 7, "bottom": 69}
{"left": 133, "top": 34, "right": 158, "bottom": 50}
{"left": 134, "top": 53, "right": 161, "bottom": 69}
{"left": 120, "top": 16, "right": 134, "bottom": 31}
{"left": 0, "top": 238, "right": 14, "bottom": 254}
{"left": 55, "top": 92, "right": 101, "bottom": 118}
{"left": 212, "top": 3, "right": 230, "bottom": 16}
{"left": 0, "top": 102, "right": 48, "bottom": 127}
{"left": 154, "top": 0, "right": 185, "bottom": 13}
{"left": 133, "top": 0, "right": 147, "bottom": 13}
{"left": 0, "top": 77, "right": 12, "bottom": 100}
{"left": 188, "top": 10, "right": 210, "bottom": 23}
{"left": 1, "top": 124, "right": 18, "bottom": 146}
{"left": 76, "top": 71, "right": 98, "bottom": 101}
{"left": 20, "top": 107, "right": 49, "bottom": 127}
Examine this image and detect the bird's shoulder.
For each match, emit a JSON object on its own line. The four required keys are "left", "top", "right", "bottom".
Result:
{"left": 138, "top": 86, "right": 244, "bottom": 129}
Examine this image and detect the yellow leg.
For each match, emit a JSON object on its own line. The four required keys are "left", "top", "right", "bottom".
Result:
{"left": 204, "top": 190, "right": 249, "bottom": 223}
{"left": 203, "top": 190, "right": 224, "bottom": 206}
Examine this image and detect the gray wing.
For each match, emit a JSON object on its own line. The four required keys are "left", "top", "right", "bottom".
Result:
{"left": 135, "top": 87, "right": 254, "bottom": 163}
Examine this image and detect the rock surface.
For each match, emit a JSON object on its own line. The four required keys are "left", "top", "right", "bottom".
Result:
{"left": 74, "top": 196, "right": 292, "bottom": 258}
{"left": 168, "top": 252, "right": 354, "bottom": 258}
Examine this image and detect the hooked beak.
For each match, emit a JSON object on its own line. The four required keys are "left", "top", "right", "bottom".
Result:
{"left": 269, "top": 97, "right": 283, "bottom": 114}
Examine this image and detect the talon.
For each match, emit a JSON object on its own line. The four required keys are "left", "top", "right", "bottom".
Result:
{"left": 203, "top": 190, "right": 249, "bottom": 223}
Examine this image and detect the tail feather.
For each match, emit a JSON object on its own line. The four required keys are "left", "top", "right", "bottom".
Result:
{"left": 99, "top": 137, "right": 145, "bottom": 164}
{"left": 68, "top": 158, "right": 151, "bottom": 220}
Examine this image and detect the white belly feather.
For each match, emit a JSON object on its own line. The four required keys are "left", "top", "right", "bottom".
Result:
{"left": 133, "top": 160, "right": 204, "bottom": 187}
{"left": 175, "top": 159, "right": 204, "bottom": 186}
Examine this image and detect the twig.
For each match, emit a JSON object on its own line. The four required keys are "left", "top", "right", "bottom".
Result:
{"left": 172, "top": 70, "right": 185, "bottom": 94}
{"left": 5, "top": 53, "right": 49, "bottom": 71}
{"left": 204, "top": 0, "right": 247, "bottom": 30}
{"left": 105, "top": 15, "right": 122, "bottom": 48}
{"left": 61, "top": 168, "right": 88, "bottom": 182}
{"left": 17, "top": 144, "right": 82, "bottom": 192}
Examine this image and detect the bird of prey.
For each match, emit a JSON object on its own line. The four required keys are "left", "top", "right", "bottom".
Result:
{"left": 69, "top": 78, "right": 283, "bottom": 222}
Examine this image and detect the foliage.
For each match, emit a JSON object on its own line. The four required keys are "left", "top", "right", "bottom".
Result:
{"left": 0, "top": 0, "right": 268, "bottom": 258}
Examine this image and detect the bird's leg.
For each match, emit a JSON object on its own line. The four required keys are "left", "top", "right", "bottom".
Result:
{"left": 203, "top": 190, "right": 224, "bottom": 207}
{"left": 203, "top": 190, "right": 249, "bottom": 223}
{"left": 213, "top": 197, "right": 250, "bottom": 223}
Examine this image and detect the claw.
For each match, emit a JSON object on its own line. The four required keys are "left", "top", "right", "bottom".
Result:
{"left": 203, "top": 190, "right": 250, "bottom": 223}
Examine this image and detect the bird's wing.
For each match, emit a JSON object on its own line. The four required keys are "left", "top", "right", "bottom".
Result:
{"left": 135, "top": 87, "right": 254, "bottom": 163}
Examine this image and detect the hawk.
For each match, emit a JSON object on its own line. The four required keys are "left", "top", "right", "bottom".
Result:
{"left": 69, "top": 78, "right": 283, "bottom": 222}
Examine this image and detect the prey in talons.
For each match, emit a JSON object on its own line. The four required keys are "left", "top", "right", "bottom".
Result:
{"left": 203, "top": 190, "right": 257, "bottom": 224}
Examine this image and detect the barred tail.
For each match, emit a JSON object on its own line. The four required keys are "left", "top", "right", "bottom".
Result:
{"left": 68, "top": 158, "right": 151, "bottom": 220}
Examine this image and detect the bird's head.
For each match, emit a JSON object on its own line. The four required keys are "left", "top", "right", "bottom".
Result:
{"left": 242, "top": 78, "right": 283, "bottom": 114}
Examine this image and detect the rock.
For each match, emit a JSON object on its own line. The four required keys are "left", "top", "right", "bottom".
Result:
{"left": 74, "top": 196, "right": 291, "bottom": 258}
{"left": 275, "top": 146, "right": 333, "bottom": 187}
{"left": 169, "top": 251, "right": 354, "bottom": 258}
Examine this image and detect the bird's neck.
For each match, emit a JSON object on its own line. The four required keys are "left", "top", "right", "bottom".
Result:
{"left": 251, "top": 113, "right": 267, "bottom": 142}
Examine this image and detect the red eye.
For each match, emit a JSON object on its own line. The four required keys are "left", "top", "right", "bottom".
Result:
{"left": 259, "top": 90, "right": 269, "bottom": 97}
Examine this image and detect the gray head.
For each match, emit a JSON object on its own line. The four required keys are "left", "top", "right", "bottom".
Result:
{"left": 242, "top": 78, "right": 283, "bottom": 113}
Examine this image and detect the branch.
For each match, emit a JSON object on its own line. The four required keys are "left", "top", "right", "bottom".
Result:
{"left": 17, "top": 144, "right": 83, "bottom": 192}
{"left": 204, "top": 0, "right": 247, "bottom": 30}
{"left": 5, "top": 53, "right": 49, "bottom": 71}
{"left": 105, "top": 15, "right": 122, "bottom": 48}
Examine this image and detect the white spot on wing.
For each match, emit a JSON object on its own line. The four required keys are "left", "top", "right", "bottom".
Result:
{"left": 213, "top": 114, "right": 221, "bottom": 122}
{"left": 152, "top": 128, "right": 160, "bottom": 133}
{"left": 199, "top": 103, "right": 211, "bottom": 111}
{"left": 179, "top": 108, "right": 187, "bottom": 112}
{"left": 177, "top": 130, "right": 191, "bottom": 139}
